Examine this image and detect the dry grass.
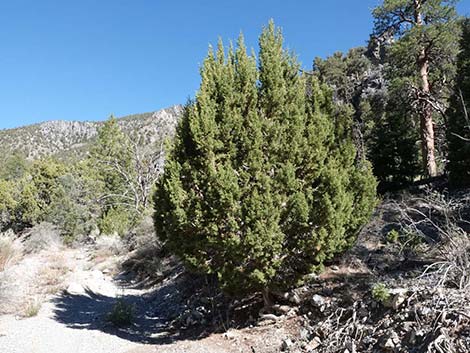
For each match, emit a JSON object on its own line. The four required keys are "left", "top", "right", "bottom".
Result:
{"left": 0, "top": 232, "right": 22, "bottom": 272}
{"left": 22, "top": 297, "right": 42, "bottom": 318}
{"left": 92, "top": 250, "right": 115, "bottom": 266}
{"left": 422, "top": 232, "right": 470, "bottom": 290}
{"left": 0, "top": 272, "right": 18, "bottom": 314}
{"left": 91, "top": 235, "right": 124, "bottom": 269}
{"left": 95, "top": 235, "right": 124, "bottom": 255}
{"left": 37, "top": 253, "right": 70, "bottom": 295}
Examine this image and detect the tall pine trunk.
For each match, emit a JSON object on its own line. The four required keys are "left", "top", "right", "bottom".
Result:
{"left": 415, "top": 0, "right": 437, "bottom": 177}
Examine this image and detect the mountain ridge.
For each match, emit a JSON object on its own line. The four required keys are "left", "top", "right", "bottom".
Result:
{"left": 0, "top": 105, "right": 183, "bottom": 161}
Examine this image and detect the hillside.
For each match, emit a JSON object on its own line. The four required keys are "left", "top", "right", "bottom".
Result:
{"left": 0, "top": 105, "right": 183, "bottom": 161}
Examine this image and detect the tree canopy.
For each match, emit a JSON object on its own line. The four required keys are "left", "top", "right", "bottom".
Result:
{"left": 154, "top": 22, "right": 377, "bottom": 296}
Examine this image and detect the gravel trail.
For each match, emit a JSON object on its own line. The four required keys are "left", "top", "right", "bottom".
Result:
{"left": 0, "top": 247, "right": 281, "bottom": 353}
{"left": 0, "top": 248, "right": 151, "bottom": 353}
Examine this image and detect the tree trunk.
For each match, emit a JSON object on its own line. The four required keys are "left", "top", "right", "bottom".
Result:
{"left": 419, "top": 56, "right": 437, "bottom": 177}
{"left": 415, "top": 0, "right": 438, "bottom": 177}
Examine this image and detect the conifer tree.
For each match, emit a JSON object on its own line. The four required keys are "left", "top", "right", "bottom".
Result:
{"left": 154, "top": 22, "right": 377, "bottom": 297}
{"left": 0, "top": 180, "right": 17, "bottom": 229}
{"left": 14, "top": 159, "right": 66, "bottom": 227}
{"left": 89, "top": 116, "right": 133, "bottom": 203}
{"left": 369, "top": 85, "right": 421, "bottom": 191}
{"left": 373, "top": 0, "right": 461, "bottom": 177}
{"left": 447, "top": 19, "right": 470, "bottom": 187}
{"left": 88, "top": 116, "right": 135, "bottom": 235}
{"left": 0, "top": 151, "right": 29, "bottom": 181}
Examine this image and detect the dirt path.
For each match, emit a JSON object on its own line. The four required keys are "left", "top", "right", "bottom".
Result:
{"left": 0, "top": 246, "right": 290, "bottom": 353}
{"left": 0, "top": 247, "right": 153, "bottom": 353}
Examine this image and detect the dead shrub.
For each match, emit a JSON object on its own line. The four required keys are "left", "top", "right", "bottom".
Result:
{"left": 0, "top": 272, "right": 16, "bottom": 314}
{"left": 0, "top": 230, "right": 22, "bottom": 271}
{"left": 125, "top": 215, "right": 157, "bottom": 250}
{"left": 392, "top": 190, "right": 470, "bottom": 289}
{"left": 37, "top": 258, "right": 69, "bottom": 293}
{"left": 422, "top": 231, "right": 470, "bottom": 290}
{"left": 23, "top": 222, "right": 62, "bottom": 254}
{"left": 94, "top": 234, "right": 124, "bottom": 256}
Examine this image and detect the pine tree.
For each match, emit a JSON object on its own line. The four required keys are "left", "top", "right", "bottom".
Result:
{"left": 88, "top": 116, "right": 135, "bottom": 235}
{"left": 89, "top": 116, "right": 133, "bottom": 203}
{"left": 373, "top": 0, "right": 461, "bottom": 177}
{"left": 369, "top": 84, "right": 421, "bottom": 191}
{"left": 154, "top": 22, "right": 377, "bottom": 297}
{"left": 447, "top": 19, "right": 470, "bottom": 187}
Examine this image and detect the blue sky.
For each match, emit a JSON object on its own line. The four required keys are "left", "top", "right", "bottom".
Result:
{"left": 0, "top": 0, "right": 469, "bottom": 129}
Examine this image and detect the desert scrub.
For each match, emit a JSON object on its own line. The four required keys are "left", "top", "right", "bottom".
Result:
{"left": 372, "top": 283, "right": 391, "bottom": 304}
{"left": 23, "top": 298, "right": 42, "bottom": 317}
{"left": 106, "top": 299, "right": 134, "bottom": 327}
{"left": 386, "top": 229, "right": 400, "bottom": 243}
{"left": 385, "top": 227, "right": 423, "bottom": 254}
{"left": 23, "top": 222, "right": 62, "bottom": 254}
{"left": 0, "top": 231, "right": 22, "bottom": 271}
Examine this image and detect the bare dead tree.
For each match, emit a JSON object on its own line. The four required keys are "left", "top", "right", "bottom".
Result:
{"left": 95, "top": 137, "right": 165, "bottom": 216}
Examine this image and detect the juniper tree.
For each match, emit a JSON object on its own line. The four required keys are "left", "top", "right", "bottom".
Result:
{"left": 447, "top": 19, "right": 470, "bottom": 187}
{"left": 13, "top": 159, "right": 67, "bottom": 228}
{"left": 154, "top": 22, "right": 377, "bottom": 299}
{"left": 0, "top": 180, "right": 17, "bottom": 229}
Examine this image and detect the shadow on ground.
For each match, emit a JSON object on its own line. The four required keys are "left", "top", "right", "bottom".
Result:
{"left": 52, "top": 287, "right": 166, "bottom": 344}
{"left": 51, "top": 268, "right": 253, "bottom": 345}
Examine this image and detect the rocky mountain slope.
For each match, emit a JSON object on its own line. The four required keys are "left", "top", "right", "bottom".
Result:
{"left": 0, "top": 105, "right": 183, "bottom": 160}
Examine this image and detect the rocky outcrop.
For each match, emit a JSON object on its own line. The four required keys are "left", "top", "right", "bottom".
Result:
{"left": 0, "top": 105, "right": 183, "bottom": 160}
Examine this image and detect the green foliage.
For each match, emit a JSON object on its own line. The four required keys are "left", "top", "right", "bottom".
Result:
{"left": 46, "top": 172, "right": 95, "bottom": 240}
{"left": 11, "top": 159, "right": 68, "bottom": 228}
{"left": 89, "top": 116, "right": 132, "bottom": 199}
{"left": 386, "top": 228, "right": 423, "bottom": 251}
{"left": 369, "top": 85, "right": 421, "bottom": 191}
{"left": 374, "top": 0, "right": 460, "bottom": 86}
{"left": 373, "top": 0, "right": 461, "bottom": 176}
{"left": 88, "top": 116, "right": 139, "bottom": 236}
{"left": 98, "top": 206, "right": 132, "bottom": 236}
{"left": 386, "top": 229, "right": 400, "bottom": 243}
{"left": 0, "top": 151, "right": 29, "bottom": 181}
{"left": 372, "top": 282, "right": 391, "bottom": 303}
{"left": 400, "top": 230, "right": 424, "bottom": 253}
{"left": 314, "top": 48, "right": 371, "bottom": 105}
{"left": 313, "top": 48, "right": 378, "bottom": 150}
{"left": 29, "top": 159, "right": 67, "bottom": 214}
{"left": 313, "top": 43, "right": 421, "bottom": 192}
{"left": 154, "top": 21, "right": 377, "bottom": 295}
{"left": 0, "top": 113, "right": 165, "bottom": 239}
{"left": 0, "top": 157, "right": 92, "bottom": 238}
{"left": 106, "top": 299, "right": 134, "bottom": 327}
{"left": 447, "top": 19, "right": 470, "bottom": 187}
{"left": 0, "top": 180, "right": 17, "bottom": 228}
